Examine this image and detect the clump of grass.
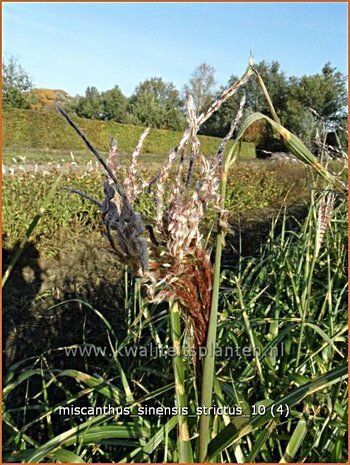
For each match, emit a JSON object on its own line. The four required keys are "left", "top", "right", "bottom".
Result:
{"left": 56, "top": 67, "right": 251, "bottom": 355}
{"left": 56, "top": 67, "right": 252, "bottom": 460}
{"left": 4, "top": 192, "right": 347, "bottom": 462}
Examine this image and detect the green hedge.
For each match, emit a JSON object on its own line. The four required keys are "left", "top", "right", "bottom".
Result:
{"left": 2, "top": 109, "right": 255, "bottom": 158}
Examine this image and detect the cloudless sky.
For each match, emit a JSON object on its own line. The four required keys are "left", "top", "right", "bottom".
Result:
{"left": 2, "top": 2, "right": 348, "bottom": 97}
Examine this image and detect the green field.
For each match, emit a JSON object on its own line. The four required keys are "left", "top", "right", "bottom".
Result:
{"left": 3, "top": 108, "right": 256, "bottom": 161}
{"left": 2, "top": 160, "right": 310, "bottom": 250}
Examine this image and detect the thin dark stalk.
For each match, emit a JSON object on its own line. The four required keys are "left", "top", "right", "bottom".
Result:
{"left": 63, "top": 187, "right": 103, "bottom": 209}
{"left": 56, "top": 107, "right": 128, "bottom": 202}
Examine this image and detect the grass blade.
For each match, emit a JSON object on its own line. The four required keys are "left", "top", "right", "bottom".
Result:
{"left": 169, "top": 300, "right": 193, "bottom": 463}
{"left": 58, "top": 369, "right": 123, "bottom": 404}
{"left": 231, "top": 112, "right": 346, "bottom": 192}
{"left": 279, "top": 414, "right": 309, "bottom": 463}
{"left": 207, "top": 363, "right": 347, "bottom": 459}
{"left": 198, "top": 161, "right": 229, "bottom": 462}
{"left": 26, "top": 422, "right": 150, "bottom": 463}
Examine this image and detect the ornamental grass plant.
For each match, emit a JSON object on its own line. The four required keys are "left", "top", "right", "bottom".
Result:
{"left": 3, "top": 62, "right": 347, "bottom": 463}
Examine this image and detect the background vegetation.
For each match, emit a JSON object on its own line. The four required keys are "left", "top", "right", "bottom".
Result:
{"left": 2, "top": 108, "right": 254, "bottom": 159}
{"left": 3, "top": 56, "right": 348, "bottom": 149}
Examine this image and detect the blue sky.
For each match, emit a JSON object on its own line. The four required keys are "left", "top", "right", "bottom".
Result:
{"left": 2, "top": 2, "right": 348, "bottom": 97}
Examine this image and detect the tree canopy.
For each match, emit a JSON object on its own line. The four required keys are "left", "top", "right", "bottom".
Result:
{"left": 183, "top": 63, "right": 216, "bottom": 114}
{"left": 2, "top": 56, "right": 34, "bottom": 109}
{"left": 128, "top": 77, "right": 185, "bottom": 130}
{"left": 282, "top": 63, "right": 348, "bottom": 137}
{"left": 200, "top": 60, "right": 347, "bottom": 148}
{"left": 4, "top": 56, "right": 347, "bottom": 150}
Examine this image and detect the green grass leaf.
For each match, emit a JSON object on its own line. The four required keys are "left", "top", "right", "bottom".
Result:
{"left": 207, "top": 363, "right": 347, "bottom": 460}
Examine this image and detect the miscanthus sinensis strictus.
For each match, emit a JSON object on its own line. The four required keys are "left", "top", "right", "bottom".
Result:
{"left": 58, "top": 66, "right": 251, "bottom": 358}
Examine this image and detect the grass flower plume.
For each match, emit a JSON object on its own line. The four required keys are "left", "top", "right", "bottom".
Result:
{"left": 57, "top": 68, "right": 251, "bottom": 354}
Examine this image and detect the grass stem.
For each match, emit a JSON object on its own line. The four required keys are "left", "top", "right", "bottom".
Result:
{"left": 169, "top": 300, "right": 193, "bottom": 463}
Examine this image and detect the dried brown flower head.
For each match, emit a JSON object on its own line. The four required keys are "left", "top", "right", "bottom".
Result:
{"left": 58, "top": 67, "right": 250, "bottom": 354}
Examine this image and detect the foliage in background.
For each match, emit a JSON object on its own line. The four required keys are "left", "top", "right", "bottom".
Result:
{"left": 30, "top": 89, "right": 71, "bottom": 111}
{"left": 2, "top": 108, "right": 255, "bottom": 158}
{"left": 2, "top": 56, "right": 34, "bottom": 110}
{"left": 127, "top": 77, "right": 185, "bottom": 130}
{"left": 200, "top": 61, "right": 347, "bottom": 148}
{"left": 4, "top": 56, "right": 346, "bottom": 149}
{"left": 67, "top": 86, "right": 129, "bottom": 124}
{"left": 183, "top": 63, "right": 216, "bottom": 114}
{"left": 69, "top": 86, "right": 105, "bottom": 120}
{"left": 283, "top": 63, "right": 348, "bottom": 147}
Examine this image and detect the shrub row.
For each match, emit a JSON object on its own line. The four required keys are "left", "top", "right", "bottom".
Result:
{"left": 3, "top": 109, "right": 255, "bottom": 158}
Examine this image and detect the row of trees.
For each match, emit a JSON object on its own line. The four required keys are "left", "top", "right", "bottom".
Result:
{"left": 201, "top": 61, "right": 347, "bottom": 148}
{"left": 71, "top": 79, "right": 185, "bottom": 130}
{"left": 65, "top": 63, "right": 217, "bottom": 131}
{"left": 3, "top": 56, "right": 347, "bottom": 145}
